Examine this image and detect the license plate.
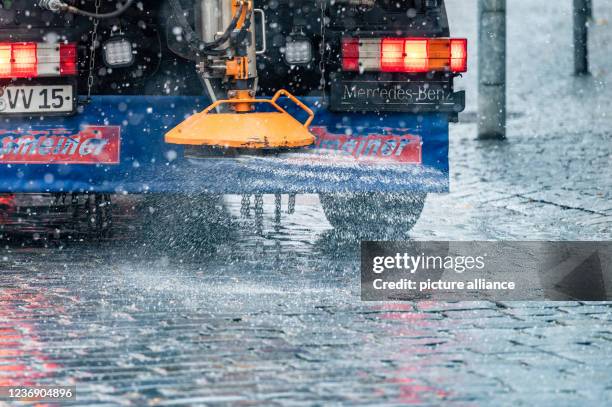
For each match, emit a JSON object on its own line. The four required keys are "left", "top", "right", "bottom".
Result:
{"left": 0, "top": 84, "right": 74, "bottom": 114}
{"left": 330, "top": 79, "right": 464, "bottom": 113}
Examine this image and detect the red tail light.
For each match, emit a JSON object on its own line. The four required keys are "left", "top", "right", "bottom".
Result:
{"left": 0, "top": 42, "right": 78, "bottom": 78}
{"left": 380, "top": 38, "right": 407, "bottom": 72}
{"left": 403, "top": 39, "right": 429, "bottom": 72}
{"left": 0, "top": 194, "right": 15, "bottom": 207}
{"left": 342, "top": 38, "right": 360, "bottom": 71}
{"left": 11, "top": 43, "right": 37, "bottom": 77}
{"left": 59, "top": 43, "right": 77, "bottom": 76}
{"left": 0, "top": 44, "right": 11, "bottom": 77}
{"left": 450, "top": 39, "right": 468, "bottom": 73}
{"left": 343, "top": 37, "right": 467, "bottom": 74}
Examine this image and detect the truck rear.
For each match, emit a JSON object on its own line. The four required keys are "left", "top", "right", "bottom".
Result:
{"left": 0, "top": 0, "right": 466, "bottom": 236}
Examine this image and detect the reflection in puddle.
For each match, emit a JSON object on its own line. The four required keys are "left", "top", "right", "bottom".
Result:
{"left": 0, "top": 288, "right": 62, "bottom": 387}
{"left": 368, "top": 303, "right": 452, "bottom": 403}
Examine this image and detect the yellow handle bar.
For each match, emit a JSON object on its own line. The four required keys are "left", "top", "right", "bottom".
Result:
{"left": 271, "top": 89, "right": 315, "bottom": 128}
{"left": 200, "top": 89, "right": 314, "bottom": 128}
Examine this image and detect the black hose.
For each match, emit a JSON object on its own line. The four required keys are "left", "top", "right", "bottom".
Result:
{"left": 167, "top": 0, "right": 250, "bottom": 55}
{"left": 206, "top": 5, "right": 252, "bottom": 51}
{"left": 66, "top": 0, "right": 135, "bottom": 19}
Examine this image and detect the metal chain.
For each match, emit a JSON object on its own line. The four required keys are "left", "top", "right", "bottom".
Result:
{"left": 85, "top": 194, "right": 94, "bottom": 232}
{"left": 71, "top": 193, "right": 79, "bottom": 218}
{"left": 274, "top": 194, "right": 282, "bottom": 223}
{"left": 241, "top": 194, "right": 251, "bottom": 218}
{"left": 94, "top": 194, "right": 103, "bottom": 234}
{"left": 102, "top": 193, "right": 112, "bottom": 237}
{"left": 288, "top": 193, "right": 296, "bottom": 215}
{"left": 319, "top": 0, "right": 327, "bottom": 90}
{"left": 86, "top": 0, "right": 102, "bottom": 102}
{"left": 254, "top": 195, "right": 264, "bottom": 216}
{"left": 254, "top": 194, "right": 264, "bottom": 235}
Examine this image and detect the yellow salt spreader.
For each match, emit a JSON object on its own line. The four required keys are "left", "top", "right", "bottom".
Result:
{"left": 164, "top": 0, "right": 315, "bottom": 150}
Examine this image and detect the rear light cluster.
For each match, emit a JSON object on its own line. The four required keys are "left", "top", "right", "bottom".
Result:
{"left": 342, "top": 37, "right": 467, "bottom": 73}
{"left": 0, "top": 42, "right": 77, "bottom": 79}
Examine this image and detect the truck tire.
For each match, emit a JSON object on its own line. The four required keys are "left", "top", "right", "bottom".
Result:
{"left": 319, "top": 193, "right": 427, "bottom": 238}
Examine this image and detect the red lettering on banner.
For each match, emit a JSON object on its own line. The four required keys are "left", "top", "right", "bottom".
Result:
{"left": 0, "top": 126, "right": 120, "bottom": 164}
{"left": 311, "top": 126, "right": 422, "bottom": 164}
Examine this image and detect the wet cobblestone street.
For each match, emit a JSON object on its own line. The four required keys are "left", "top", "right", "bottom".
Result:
{"left": 1, "top": 0, "right": 612, "bottom": 405}
{"left": 1, "top": 178, "right": 611, "bottom": 405}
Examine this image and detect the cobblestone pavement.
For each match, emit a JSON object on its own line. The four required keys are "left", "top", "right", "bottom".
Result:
{"left": 1, "top": 212, "right": 611, "bottom": 405}
{"left": 1, "top": 0, "right": 612, "bottom": 405}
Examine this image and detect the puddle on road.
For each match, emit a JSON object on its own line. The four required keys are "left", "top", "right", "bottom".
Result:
{"left": 1, "top": 193, "right": 365, "bottom": 316}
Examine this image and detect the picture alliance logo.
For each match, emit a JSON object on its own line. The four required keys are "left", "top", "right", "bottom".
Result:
{"left": 372, "top": 253, "right": 487, "bottom": 274}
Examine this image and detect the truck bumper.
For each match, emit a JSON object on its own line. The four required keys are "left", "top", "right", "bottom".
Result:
{"left": 0, "top": 96, "right": 449, "bottom": 194}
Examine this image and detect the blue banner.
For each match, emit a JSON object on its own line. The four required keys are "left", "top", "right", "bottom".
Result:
{"left": 0, "top": 96, "right": 449, "bottom": 194}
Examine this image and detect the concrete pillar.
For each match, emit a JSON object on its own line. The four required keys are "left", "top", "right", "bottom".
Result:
{"left": 574, "top": 0, "right": 590, "bottom": 76}
{"left": 478, "top": 0, "right": 506, "bottom": 140}
{"left": 586, "top": 0, "right": 593, "bottom": 19}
